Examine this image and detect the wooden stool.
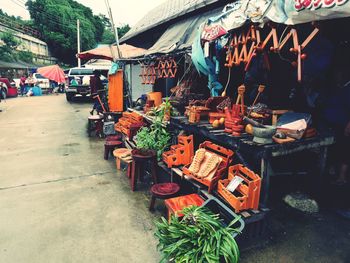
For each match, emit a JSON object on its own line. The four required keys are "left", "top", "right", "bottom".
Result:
{"left": 130, "top": 150, "right": 157, "bottom": 191}
{"left": 164, "top": 193, "right": 204, "bottom": 221}
{"left": 113, "top": 148, "right": 132, "bottom": 177}
{"left": 104, "top": 140, "right": 123, "bottom": 160}
{"left": 88, "top": 115, "right": 104, "bottom": 137}
{"left": 106, "top": 134, "right": 122, "bottom": 141}
{"left": 149, "top": 183, "right": 180, "bottom": 211}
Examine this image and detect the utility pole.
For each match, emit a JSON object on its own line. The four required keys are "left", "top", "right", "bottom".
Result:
{"left": 77, "top": 19, "right": 81, "bottom": 67}
{"left": 104, "top": 0, "right": 121, "bottom": 59}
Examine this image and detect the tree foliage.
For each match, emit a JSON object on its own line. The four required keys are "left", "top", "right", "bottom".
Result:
{"left": 0, "top": 9, "right": 26, "bottom": 25}
{"left": 26, "top": 0, "right": 105, "bottom": 64}
{"left": 0, "top": 30, "right": 34, "bottom": 63}
{"left": 99, "top": 14, "right": 130, "bottom": 45}
{"left": 0, "top": 31, "right": 20, "bottom": 62}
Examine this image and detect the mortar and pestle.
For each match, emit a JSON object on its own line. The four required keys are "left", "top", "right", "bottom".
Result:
{"left": 243, "top": 117, "right": 276, "bottom": 144}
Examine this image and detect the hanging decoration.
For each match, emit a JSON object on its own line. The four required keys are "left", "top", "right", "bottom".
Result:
{"left": 139, "top": 57, "right": 178, "bottom": 85}
{"left": 224, "top": 24, "right": 320, "bottom": 82}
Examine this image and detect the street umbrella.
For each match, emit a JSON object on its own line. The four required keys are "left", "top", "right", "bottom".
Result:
{"left": 77, "top": 44, "right": 146, "bottom": 61}
{"left": 37, "top": 64, "right": 65, "bottom": 83}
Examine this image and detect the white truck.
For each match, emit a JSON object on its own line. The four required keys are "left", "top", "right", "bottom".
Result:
{"left": 65, "top": 67, "right": 107, "bottom": 102}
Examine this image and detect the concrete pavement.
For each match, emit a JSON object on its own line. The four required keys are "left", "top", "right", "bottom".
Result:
{"left": 0, "top": 95, "right": 160, "bottom": 263}
{"left": 1, "top": 95, "right": 350, "bottom": 263}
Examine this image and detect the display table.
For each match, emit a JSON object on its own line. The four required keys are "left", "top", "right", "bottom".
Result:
{"left": 170, "top": 116, "right": 335, "bottom": 206}
{"left": 127, "top": 108, "right": 169, "bottom": 127}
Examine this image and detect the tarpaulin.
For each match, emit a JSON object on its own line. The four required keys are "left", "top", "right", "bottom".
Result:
{"left": 78, "top": 44, "right": 146, "bottom": 61}
{"left": 267, "top": 0, "right": 350, "bottom": 25}
{"left": 201, "top": 0, "right": 350, "bottom": 38}
{"left": 146, "top": 7, "right": 223, "bottom": 55}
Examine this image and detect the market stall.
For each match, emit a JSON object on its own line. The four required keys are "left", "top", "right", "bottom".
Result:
{"left": 96, "top": 0, "right": 350, "bottom": 253}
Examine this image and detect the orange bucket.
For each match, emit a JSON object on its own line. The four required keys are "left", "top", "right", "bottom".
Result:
{"left": 147, "top": 92, "right": 162, "bottom": 107}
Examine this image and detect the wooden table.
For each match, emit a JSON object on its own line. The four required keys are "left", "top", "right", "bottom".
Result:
{"left": 127, "top": 108, "right": 169, "bottom": 127}
{"left": 170, "top": 116, "right": 335, "bottom": 207}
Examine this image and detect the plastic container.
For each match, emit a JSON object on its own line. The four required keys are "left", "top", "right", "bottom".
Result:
{"left": 218, "top": 179, "right": 249, "bottom": 213}
{"left": 218, "top": 164, "right": 261, "bottom": 213}
{"left": 183, "top": 141, "right": 234, "bottom": 193}
{"left": 162, "top": 135, "right": 194, "bottom": 168}
{"left": 147, "top": 92, "right": 162, "bottom": 107}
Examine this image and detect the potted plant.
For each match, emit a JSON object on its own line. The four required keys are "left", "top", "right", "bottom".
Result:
{"left": 155, "top": 206, "right": 241, "bottom": 263}
{"left": 161, "top": 97, "right": 172, "bottom": 121}
{"left": 147, "top": 97, "right": 175, "bottom": 122}
{"left": 135, "top": 119, "right": 171, "bottom": 160}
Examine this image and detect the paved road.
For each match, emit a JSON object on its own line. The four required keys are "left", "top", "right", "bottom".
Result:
{"left": 1, "top": 95, "right": 350, "bottom": 263}
{"left": 0, "top": 95, "right": 159, "bottom": 263}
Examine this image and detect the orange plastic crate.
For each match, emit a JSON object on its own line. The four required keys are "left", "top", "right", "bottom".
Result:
{"left": 162, "top": 135, "right": 194, "bottom": 168}
{"left": 182, "top": 141, "right": 234, "bottom": 193}
{"left": 162, "top": 149, "right": 182, "bottom": 168}
{"left": 217, "top": 165, "right": 261, "bottom": 212}
{"left": 229, "top": 164, "right": 261, "bottom": 209}
{"left": 218, "top": 179, "right": 249, "bottom": 213}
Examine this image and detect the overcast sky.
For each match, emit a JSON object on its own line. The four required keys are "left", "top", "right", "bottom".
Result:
{"left": 1, "top": 0, "right": 167, "bottom": 26}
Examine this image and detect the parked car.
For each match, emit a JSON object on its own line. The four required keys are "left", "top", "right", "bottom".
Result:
{"left": 65, "top": 67, "right": 107, "bottom": 101}
{"left": 13, "top": 73, "right": 50, "bottom": 93}
{"left": 0, "top": 78, "right": 18, "bottom": 98}
{"left": 32, "top": 73, "right": 50, "bottom": 92}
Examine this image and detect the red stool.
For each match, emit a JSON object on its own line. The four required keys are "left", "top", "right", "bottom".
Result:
{"left": 104, "top": 140, "right": 123, "bottom": 160}
{"left": 130, "top": 150, "right": 157, "bottom": 191}
{"left": 106, "top": 134, "right": 122, "bottom": 141}
{"left": 88, "top": 115, "right": 104, "bottom": 137}
{"left": 164, "top": 193, "right": 204, "bottom": 221}
{"left": 149, "top": 183, "right": 180, "bottom": 211}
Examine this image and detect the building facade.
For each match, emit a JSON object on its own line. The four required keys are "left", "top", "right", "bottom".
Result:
{"left": 0, "top": 23, "right": 57, "bottom": 65}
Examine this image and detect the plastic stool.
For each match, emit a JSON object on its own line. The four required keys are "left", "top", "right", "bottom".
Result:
{"left": 130, "top": 150, "right": 157, "bottom": 191}
{"left": 106, "top": 134, "right": 122, "bottom": 141}
{"left": 113, "top": 148, "right": 132, "bottom": 177}
{"left": 88, "top": 115, "right": 104, "bottom": 137}
{"left": 104, "top": 140, "right": 123, "bottom": 160}
{"left": 165, "top": 193, "right": 204, "bottom": 221}
{"left": 149, "top": 183, "right": 180, "bottom": 211}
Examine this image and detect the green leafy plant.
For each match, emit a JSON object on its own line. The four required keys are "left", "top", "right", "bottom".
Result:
{"left": 147, "top": 97, "right": 177, "bottom": 122}
{"left": 155, "top": 206, "right": 241, "bottom": 263}
{"left": 135, "top": 120, "right": 171, "bottom": 160}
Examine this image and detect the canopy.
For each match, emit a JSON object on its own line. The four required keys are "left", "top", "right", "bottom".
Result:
{"left": 146, "top": 7, "right": 223, "bottom": 56}
{"left": 77, "top": 44, "right": 146, "bottom": 61}
{"left": 202, "top": 0, "right": 350, "bottom": 37}
{"left": 37, "top": 65, "right": 65, "bottom": 83}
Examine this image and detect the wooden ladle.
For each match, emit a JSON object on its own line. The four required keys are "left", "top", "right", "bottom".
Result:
{"left": 248, "top": 85, "right": 265, "bottom": 117}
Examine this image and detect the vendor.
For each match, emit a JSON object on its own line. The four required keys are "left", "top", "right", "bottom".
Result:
{"left": 90, "top": 70, "right": 104, "bottom": 115}
{"left": 324, "top": 68, "right": 350, "bottom": 185}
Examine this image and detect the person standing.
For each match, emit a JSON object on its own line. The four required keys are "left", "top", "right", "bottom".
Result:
{"left": 19, "top": 75, "right": 26, "bottom": 96}
{"left": 89, "top": 71, "right": 104, "bottom": 115}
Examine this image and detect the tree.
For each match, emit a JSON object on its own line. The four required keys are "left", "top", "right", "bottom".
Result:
{"left": 26, "top": 0, "right": 105, "bottom": 65}
{"left": 98, "top": 14, "right": 130, "bottom": 44}
{"left": 0, "top": 31, "right": 20, "bottom": 62}
{"left": 18, "top": 50, "right": 34, "bottom": 63}
{"left": 118, "top": 24, "right": 130, "bottom": 39}
{"left": 101, "top": 23, "right": 131, "bottom": 45}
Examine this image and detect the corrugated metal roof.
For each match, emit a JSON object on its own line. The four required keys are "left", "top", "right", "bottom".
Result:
{"left": 121, "top": 0, "right": 220, "bottom": 41}
{"left": 145, "top": 7, "right": 223, "bottom": 55}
